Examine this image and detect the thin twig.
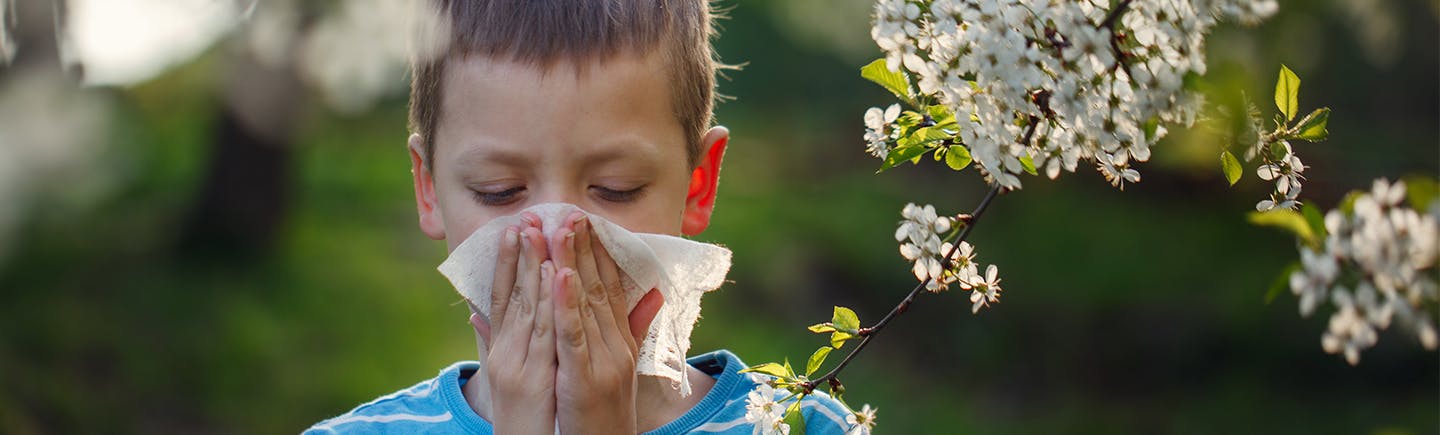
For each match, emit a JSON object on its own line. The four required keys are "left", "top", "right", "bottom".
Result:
{"left": 803, "top": 185, "right": 1003, "bottom": 392}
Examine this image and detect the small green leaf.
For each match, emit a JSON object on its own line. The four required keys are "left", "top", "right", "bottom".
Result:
{"left": 1274, "top": 65, "right": 1300, "bottom": 122}
{"left": 1018, "top": 154, "right": 1038, "bottom": 176}
{"left": 829, "top": 330, "right": 855, "bottom": 349}
{"left": 926, "top": 105, "right": 957, "bottom": 127}
{"left": 740, "top": 362, "right": 791, "bottom": 380}
{"left": 878, "top": 144, "right": 929, "bottom": 172}
{"left": 783, "top": 359, "right": 794, "bottom": 378}
{"left": 898, "top": 126, "right": 951, "bottom": 148}
{"left": 1143, "top": 116, "right": 1160, "bottom": 141}
{"left": 807, "top": 323, "right": 837, "bottom": 334}
{"left": 861, "top": 58, "right": 912, "bottom": 102}
{"left": 806, "top": 346, "right": 833, "bottom": 377}
{"left": 1294, "top": 107, "right": 1330, "bottom": 141}
{"left": 832, "top": 306, "right": 860, "bottom": 331}
{"left": 1265, "top": 262, "right": 1301, "bottom": 304}
{"left": 1301, "top": 203, "right": 1327, "bottom": 240}
{"left": 1402, "top": 175, "right": 1439, "bottom": 211}
{"left": 784, "top": 401, "right": 807, "bottom": 435}
{"left": 1221, "top": 150, "right": 1242, "bottom": 186}
{"left": 1338, "top": 191, "right": 1364, "bottom": 214}
{"left": 1248, "top": 209, "right": 1315, "bottom": 245}
{"left": 945, "top": 145, "right": 972, "bottom": 171}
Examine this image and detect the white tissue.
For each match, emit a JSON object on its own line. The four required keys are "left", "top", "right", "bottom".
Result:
{"left": 438, "top": 203, "right": 732, "bottom": 397}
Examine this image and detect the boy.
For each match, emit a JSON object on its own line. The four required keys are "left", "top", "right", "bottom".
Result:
{"left": 306, "top": 1, "right": 855, "bottom": 434}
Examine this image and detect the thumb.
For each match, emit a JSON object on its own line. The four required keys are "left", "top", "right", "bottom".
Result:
{"left": 626, "top": 289, "right": 664, "bottom": 347}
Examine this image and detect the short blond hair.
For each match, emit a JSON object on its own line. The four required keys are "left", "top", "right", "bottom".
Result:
{"left": 409, "top": 0, "right": 722, "bottom": 169}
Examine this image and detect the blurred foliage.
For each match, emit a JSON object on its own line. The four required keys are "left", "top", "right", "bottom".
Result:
{"left": 1, "top": 0, "right": 1437, "bottom": 434}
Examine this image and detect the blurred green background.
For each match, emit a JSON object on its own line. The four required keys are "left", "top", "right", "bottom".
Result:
{"left": 1, "top": 0, "right": 1437, "bottom": 434}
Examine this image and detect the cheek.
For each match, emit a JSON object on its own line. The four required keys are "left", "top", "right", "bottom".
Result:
{"left": 436, "top": 183, "right": 496, "bottom": 252}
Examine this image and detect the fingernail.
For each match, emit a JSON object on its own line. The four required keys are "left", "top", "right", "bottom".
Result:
{"left": 565, "top": 231, "right": 575, "bottom": 249}
{"left": 504, "top": 227, "right": 518, "bottom": 246}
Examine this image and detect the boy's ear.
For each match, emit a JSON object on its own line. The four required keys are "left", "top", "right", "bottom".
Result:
{"left": 409, "top": 134, "right": 447, "bottom": 240}
{"left": 682, "top": 126, "right": 729, "bottom": 236}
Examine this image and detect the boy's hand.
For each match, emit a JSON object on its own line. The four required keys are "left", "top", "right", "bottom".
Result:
{"left": 476, "top": 215, "right": 558, "bottom": 435}
{"left": 549, "top": 213, "right": 664, "bottom": 434}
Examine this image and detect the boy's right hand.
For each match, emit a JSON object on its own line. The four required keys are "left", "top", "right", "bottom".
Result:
{"left": 475, "top": 215, "right": 558, "bottom": 435}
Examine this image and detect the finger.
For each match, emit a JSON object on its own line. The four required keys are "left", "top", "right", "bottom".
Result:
{"left": 489, "top": 226, "right": 521, "bottom": 333}
{"left": 628, "top": 289, "right": 664, "bottom": 350}
{"left": 550, "top": 219, "right": 577, "bottom": 276}
{"left": 588, "top": 226, "right": 629, "bottom": 340}
{"left": 554, "top": 267, "right": 592, "bottom": 372}
{"left": 528, "top": 260, "right": 557, "bottom": 364}
{"left": 571, "top": 216, "right": 620, "bottom": 331}
{"left": 498, "top": 228, "right": 544, "bottom": 362}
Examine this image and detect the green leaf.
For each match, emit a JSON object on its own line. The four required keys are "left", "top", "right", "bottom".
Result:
{"left": 740, "top": 362, "right": 791, "bottom": 380}
{"left": 897, "top": 126, "right": 951, "bottom": 148}
{"left": 1265, "top": 262, "right": 1301, "bottom": 304}
{"left": 1221, "top": 150, "right": 1242, "bottom": 186}
{"left": 1248, "top": 209, "right": 1315, "bottom": 245}
{"left": 1018, "top": 154, "right": 1038, "bottom": 176}
{"left": 806, "top": 346, "right": 833, "bottom": 377}
{"left": 1274, "top": 65, "right": 1300, "bottom": 122}
{"left": 1301, "top": 203, "right": 1327, "bottom": 240}
{"left": 926, "top": 105, "right": 957, "bottom": 127}
{"left": 829, "top": 330, "right": 855, "bottom": 349}
{"left": 945, "top": 145, "right": 972, "bottom": 171}
{"left": 1338, "top": 191, "right": 1364, "bottom": 214}
{"left": 807, "top": 323, "right": 837, "bottom": 334}
{"left": 878, "top": 144, "right": 929, "bottom": 172}
{"left": 1143, "top": 117, "right": 1160, "bottom": 141}
{"left": 861, "top": 58, "right": 912, "bottom": 102}
{"left": 784, "top": 401, "right": 807, "bottom": 435}
{"left": 832, "top": 306, "right": 860, "bottom": 332}
{"left": 1402, "top": 175, "right": 1439, "bottom": 211}
{"left": 1294, "top": 107, "right": 1330, "bottom": 141}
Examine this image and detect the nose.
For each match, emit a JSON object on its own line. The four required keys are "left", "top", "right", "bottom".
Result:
{"left": 528, "top": 183, "right": 585, "bottom": 208}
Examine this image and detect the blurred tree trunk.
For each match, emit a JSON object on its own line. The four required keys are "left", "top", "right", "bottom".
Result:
{"left": 177, "top": 10, "right": 312, "bottom": 260}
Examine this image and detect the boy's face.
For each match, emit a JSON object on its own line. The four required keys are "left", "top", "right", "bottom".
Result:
{"left": 409, "top": 51, "right": 728, "bottom": 251}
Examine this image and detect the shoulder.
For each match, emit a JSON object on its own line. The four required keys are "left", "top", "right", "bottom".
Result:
{"left": 304, "top": 361, "right": 491, "bottom": 435}
{"left": 666, "top": 350, "right": 859, "bottom": 435}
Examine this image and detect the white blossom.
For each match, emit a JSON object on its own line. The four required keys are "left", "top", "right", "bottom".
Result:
{"left": 745, "top": 383, "right": 790, "bottom": 435}
{"left": 866, "top": 0, "right": 1275, "bottom": 190}
{"left": 845, "top": 404, "right": 878, "bottom": 435}
{"left": 864, "top": 103, "right": 902, "bottom": 159}
{"left": 967, "top": 264, "right": 1003, "bottom": 313}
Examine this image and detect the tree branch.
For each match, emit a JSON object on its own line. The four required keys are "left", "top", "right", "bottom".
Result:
{"left": 804, "top": 185, "right": 1003, "bottom": 393}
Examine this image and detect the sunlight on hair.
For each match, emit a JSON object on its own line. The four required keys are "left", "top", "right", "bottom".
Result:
{"left": 62, "top": 0, "right": 240, "bottom": 86}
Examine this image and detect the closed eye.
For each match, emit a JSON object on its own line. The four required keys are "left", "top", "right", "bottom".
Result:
{"left": 591, "top": 185, "right": 645, "bottom": 203}
{"left": 472, "top": 186, "right": 524, "bottom": 206}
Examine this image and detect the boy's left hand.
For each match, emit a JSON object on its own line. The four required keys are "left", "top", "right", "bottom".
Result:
{"left": 548, "top": 212, "right": 664, "bottom": 435}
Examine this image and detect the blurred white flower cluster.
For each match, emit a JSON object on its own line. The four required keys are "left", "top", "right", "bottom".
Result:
{"left": 895, "top": 203, "right": 1002, "bottom": 312}
{"left": 865, "top": 0, "right": 1276, "bottom": 190}
{"left": 1288, "top": 179, "right": 1439, "bottom": 365}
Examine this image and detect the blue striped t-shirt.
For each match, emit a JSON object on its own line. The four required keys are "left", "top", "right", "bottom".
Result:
{"left": 305, "top": 350, "right": 858, "bottom": 434}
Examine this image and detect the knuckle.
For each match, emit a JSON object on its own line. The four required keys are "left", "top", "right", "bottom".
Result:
{"left": 606, "top": 281, "right": 625, "bottom": 299}
{"left": 531, "top": 320, "right": 550, "bottom": 339}
{"left": 509, "top": 289, "right": 530, "bottom": 315}
{"left": 562, "top": 324, "right": 586, "bottom": 348}
{"left": 586, "top": 281, "right": 608, "bottom": 301}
